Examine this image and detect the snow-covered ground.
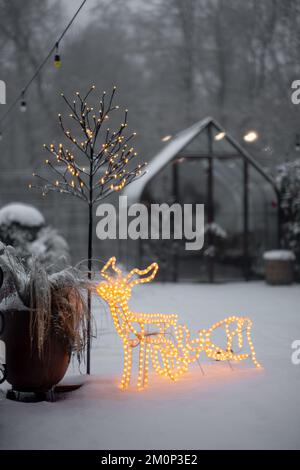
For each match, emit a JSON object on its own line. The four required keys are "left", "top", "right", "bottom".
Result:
{"left": 1, "top": 281, "right": 300, "bottom": 450}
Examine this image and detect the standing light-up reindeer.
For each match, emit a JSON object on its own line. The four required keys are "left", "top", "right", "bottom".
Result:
{"left": 97, "top": 257, "right": 261, "bottom": 390}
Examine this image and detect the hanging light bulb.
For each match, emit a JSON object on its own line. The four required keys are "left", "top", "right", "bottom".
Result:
{"left": 54, "top": 42, "right": 61, "bottom": 68}
{"left": 20, "top": 91, "right": 27, "bottom": 112}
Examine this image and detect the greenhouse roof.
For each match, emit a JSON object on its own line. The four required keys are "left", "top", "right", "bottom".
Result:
{"left": 125, "top": 117, "right": 277, "bottom": 203}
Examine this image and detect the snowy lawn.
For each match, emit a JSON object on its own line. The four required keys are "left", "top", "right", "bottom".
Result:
{"left": 1, "top": 281, "right": 300, "bottom": 450}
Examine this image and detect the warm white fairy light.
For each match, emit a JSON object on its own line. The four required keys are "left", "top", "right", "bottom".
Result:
{"left": 32, "top": 86, "right": 146, "bottom": 202}
{"left": 97, "top": 257, "right": 261, "bottom": 391}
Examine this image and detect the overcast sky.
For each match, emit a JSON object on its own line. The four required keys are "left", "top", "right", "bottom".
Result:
{"left": 61, "top": 0, "right": 97, "bottom": 29}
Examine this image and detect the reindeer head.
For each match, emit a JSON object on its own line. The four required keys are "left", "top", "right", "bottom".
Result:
{"left": 97, "top": 257, "right": 159, "bottom": 305}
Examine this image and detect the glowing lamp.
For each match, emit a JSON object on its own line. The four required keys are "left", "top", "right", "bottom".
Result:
{"left": 97, "top": 257, "right": 261, "bottom": 391}
{"left": 161, "top": 135, "right": 172, "bottom": 142}
{"left": 214, "top": 131, "right": 226, "bottom": 141}
{"left": 243, "top": 131, "right": 258, "bottom": 143}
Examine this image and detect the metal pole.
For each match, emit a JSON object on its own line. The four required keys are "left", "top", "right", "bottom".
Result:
{"left": 243, "top": 160, "right": 250, "bottom": 280}
{"left": 207, "top": 124, "right": 214, "bottom": 283}
{"left": 277, "top": 193, "right": 282, "bottom": 248}
{"left": 86, "top": 202, "right": 93, "bottom": 375}
{"left": 86, "top": 150, "right": 94, "bottom": 375}
{"left": 172, "top": 161, "right": 179, "bottom": 282}
{"left": 139, "top": 232, "right": 143, "bottom": 269}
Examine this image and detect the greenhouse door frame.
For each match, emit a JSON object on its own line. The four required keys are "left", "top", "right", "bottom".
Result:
{"left": 172, "top": 121, "right": 280, "bottom": 283}
{"left": 173, "top": 160, "right": 249, "bottom": 283}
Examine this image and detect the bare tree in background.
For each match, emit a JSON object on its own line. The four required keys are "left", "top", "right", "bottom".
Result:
{"left": 33, "top": 85, "right": 146, "bottom": 373}
{"left": 1, "top": 0, "right": 300, "bottom": 171}
{"left": 0, "top": 0, "right": 62, "bottom": 167}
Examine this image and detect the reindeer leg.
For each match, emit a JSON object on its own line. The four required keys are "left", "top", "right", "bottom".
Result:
{"left": 151, "top": 347, "right": 166, "bottom": 377}
{"left": 246, "top": 321, "right": 261, "bottom": 368}
{"left": 137, "top": 338, "right": 146, "bottom": 390}
{"left": 120, "top": 343, "right": 132, "bottom": 390}
{"left": 161, "top": 350, "right": 176, "bottom": 381}
{"left": 143, "top": 344, "right": 150, "bottom": 388}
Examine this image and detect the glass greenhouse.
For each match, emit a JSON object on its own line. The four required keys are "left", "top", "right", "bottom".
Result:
{"left": 124, "top": 117, "right": 279, "bottom": 282}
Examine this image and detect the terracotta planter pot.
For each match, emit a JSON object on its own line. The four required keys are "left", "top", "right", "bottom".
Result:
{"left": 265, "top": 260, "right": 294, "bottom": 285}
{"left": 264, "top": 250, "right": 295, "bottom": 285}
{"left": 0, "top": 308, "right": 71, "bottom": 392}
{"left": 265, "top": 259, "right": 294, "bottom": 285}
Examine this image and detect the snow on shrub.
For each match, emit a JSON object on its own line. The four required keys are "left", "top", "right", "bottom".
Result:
{"left": 27, "top": 227, "right": 70, "bottom": 272}
{"left": 263, "top": 250, "right": 296, "bottom": 261}
{"left": 0, "top": 203, "right": 45, "bottom": 227}
{"left": 0, "top": 203, "right": 70, "bottom": 273}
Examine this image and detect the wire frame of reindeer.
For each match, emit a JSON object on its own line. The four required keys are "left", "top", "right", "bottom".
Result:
{"left": 96, "top": 257, "right": 261, "bottom": 390}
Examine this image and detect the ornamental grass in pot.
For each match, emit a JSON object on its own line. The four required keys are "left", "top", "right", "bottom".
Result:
{"left": 0, "top": 243, "right": 90, "bottom": 393}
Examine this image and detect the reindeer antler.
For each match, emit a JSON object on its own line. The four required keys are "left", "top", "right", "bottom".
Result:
{"left": 126, "top": 262, "right": 159, "bottom": 287}
{"left": 100, "top": 257, "right": 122, "bottom": 281}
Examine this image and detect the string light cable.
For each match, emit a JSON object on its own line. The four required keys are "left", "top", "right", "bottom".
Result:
{"left": 0, "top": 0, "right": 87, "bottom": 135}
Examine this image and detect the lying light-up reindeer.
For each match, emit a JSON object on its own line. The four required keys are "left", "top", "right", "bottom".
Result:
{"left": 97, "top": 257, "right": 261, "bottom": 390}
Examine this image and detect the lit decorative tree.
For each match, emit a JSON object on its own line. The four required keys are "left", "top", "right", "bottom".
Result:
{"left": 32, "top": 85, "right": 146, "bottom": 373}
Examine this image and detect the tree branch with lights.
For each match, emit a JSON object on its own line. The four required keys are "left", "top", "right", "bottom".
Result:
{"left": 32, "top": 85, "right": 146, "bottom": 373}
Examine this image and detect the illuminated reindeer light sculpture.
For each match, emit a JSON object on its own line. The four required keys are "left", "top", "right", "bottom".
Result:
{"left": 97, "top": 257, "right": 261, "bottom": 390}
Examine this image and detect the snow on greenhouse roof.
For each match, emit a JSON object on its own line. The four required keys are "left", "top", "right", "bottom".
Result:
{"left": 125, "top": 117, "right": 212, "bottom": 202}
{"left": 125, "top": 116, "right": 277, "bottom": 203}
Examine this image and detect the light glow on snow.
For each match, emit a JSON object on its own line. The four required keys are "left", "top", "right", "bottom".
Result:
{"left": 1, "top": 281, "right": 299, "bottom": 449}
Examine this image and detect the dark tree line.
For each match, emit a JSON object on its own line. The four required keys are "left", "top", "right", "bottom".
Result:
{"left": 1, "top": 0, "right": 300, "bottom": 172}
